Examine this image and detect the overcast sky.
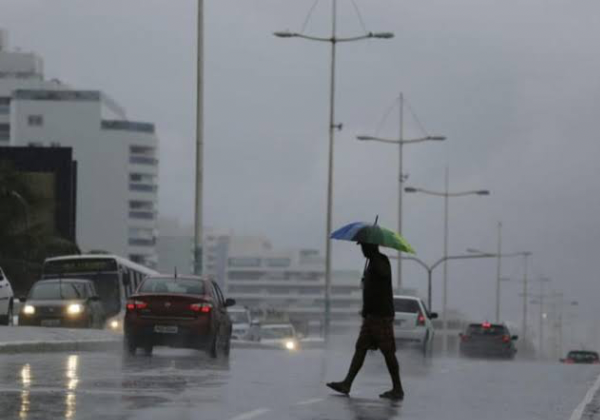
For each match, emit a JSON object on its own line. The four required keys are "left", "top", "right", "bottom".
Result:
{"left": 3, "top": 0, "right": 600, "bottom": 345}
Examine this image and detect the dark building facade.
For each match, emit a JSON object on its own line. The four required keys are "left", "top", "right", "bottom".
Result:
{"left": 0, "top": 146, "right": 77, "bottom": 242}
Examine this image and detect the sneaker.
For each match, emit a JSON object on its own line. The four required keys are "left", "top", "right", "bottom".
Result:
{"left": 326, "top": 381, "right": 351, "bottom": 395}
{"left": 379, "top": 389, "right": 404, "bottom": 401}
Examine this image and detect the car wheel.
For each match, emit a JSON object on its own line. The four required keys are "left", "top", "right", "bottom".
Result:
{"left": 223, "top": 334, "right": 231, "bottom": 357}
{"left": 124, "top": 336, "right": 137, "bottom": 356}
{"left": 209, "top": 333, "right": 221, "bottom": 359}
{"left": 143, "top": 344, "right": 153, "bottom": 356}
{"left": 0, "top": 301, "right": 11, "bottom": 326}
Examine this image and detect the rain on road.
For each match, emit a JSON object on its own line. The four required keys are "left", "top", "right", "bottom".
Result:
{"left": 0, "top": 342, "right": 596, "bottom": 420}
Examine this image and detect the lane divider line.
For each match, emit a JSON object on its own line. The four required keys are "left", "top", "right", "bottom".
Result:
{"left": 229, "top": 408, "right": 271, "bottom": 420}
{"left": 569, "top": 371, "right": 600, "bottom": 420}
{"left": 294, "top": 398, "right": 324, "bottom": 406}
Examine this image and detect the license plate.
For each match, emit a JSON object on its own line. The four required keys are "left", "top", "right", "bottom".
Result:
{"left": 154, "top": 325, "right": 178, "bottom": 334}
{"left": 41, "top": 319, "right": 61, "bottom": 327}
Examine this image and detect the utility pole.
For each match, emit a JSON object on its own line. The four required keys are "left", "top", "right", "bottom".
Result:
{"left": 194, "top": 0, "right": 205, "bottom": 275}
{"left": 397, "top": 93, "right": 404, "bottom": 292}
{"left": 495, "top": 222, "right": 502, "bottom": 322}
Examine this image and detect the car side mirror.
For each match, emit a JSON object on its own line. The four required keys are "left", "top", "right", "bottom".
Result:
{"left": 511, "top": 335, "right": 518, "bottom": 341}
{"left": 89, "top": 296, "right": 101, "bottom": 302}
{"left": 458, "top": 333, "right": 463, "bottom": 338}
{"left": 559, "top": 358, "right": 565, "bottom": 363}
{"left": 19, "top": 296, "right": 27, "bottom": 302}
{"left": 225, "top": 298, "right": 236, "bottom": 307}
{"left": 429, "top": 312, "right": 438, "bottom": 319}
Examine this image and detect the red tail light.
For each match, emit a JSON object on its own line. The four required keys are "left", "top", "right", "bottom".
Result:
{"left": 190, "top": 303, "right": 212, "bottom": 313}
{"left": 593, "top": 360, "right": 600, "bottom": 364}
{"left": 416, "top": 314, "right": 426, "bottom": 326}
{"left": 565, "top": 359, "right": 575, "bottom": 364}
{"left": 126, "top": 300, "right": 148, "bottom": 311}
{"left": 502, "top": 335, "right": 511, "bottom": 343}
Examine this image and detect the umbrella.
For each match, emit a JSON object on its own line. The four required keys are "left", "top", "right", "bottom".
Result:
{"left": 330, "top": 221, "right": 416, "bottom": 254}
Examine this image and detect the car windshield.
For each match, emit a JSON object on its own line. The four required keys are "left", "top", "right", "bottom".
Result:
{"left": 261, "top": 326, "right": 294, "bottom": 339}
{"left": 394, "top": 299, "right": 420, "bottom": 314}
{"left": 467, "top": 324, "right": 507, "bottom": 336}
{"left": 568, "top": 352, "right": 599, "bottom": 361}
{"left": 229, "top": 311, "right": 250, "bottom": 324}
{"left": 29, "top": 282, "right": 87, "bottom": 300}
{"left": 139, "top": 278, "right": 205, "bottom": 295}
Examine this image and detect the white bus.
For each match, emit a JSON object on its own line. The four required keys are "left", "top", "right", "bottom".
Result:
{"left": 42, "top": 254, "right": 158, "bottom": 330}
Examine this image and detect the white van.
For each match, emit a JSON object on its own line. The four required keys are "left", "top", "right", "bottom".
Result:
{"left": 0, "top": 267, "right": 14, "bottom": 325}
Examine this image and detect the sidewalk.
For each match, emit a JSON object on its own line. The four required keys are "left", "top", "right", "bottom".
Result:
{"left": 0, "top": 326, "right": 121, "bottom": 354}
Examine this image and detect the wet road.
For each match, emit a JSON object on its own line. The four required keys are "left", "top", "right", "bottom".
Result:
{"left": 0, "top": 342, "right": 597, "bottom": 420}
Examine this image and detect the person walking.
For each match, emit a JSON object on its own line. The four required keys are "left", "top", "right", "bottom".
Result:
{"left": 327, "top": 242, "right": 404, "bottom": 400}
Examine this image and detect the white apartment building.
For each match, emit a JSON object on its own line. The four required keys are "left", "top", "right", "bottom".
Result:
{"left": 157, "top": 226, "right": 364, "bottom": 330}
{"left": 0, "top": 30, "right": 159, "bottom": 267}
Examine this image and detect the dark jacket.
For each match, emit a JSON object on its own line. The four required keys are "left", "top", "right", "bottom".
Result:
{"left": 361, "top": 253, "right": 395, "bottom": 318}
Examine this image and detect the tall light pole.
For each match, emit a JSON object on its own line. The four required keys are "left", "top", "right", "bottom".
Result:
{"left": 275, "top": 0, "right": 394, "bottom": 338}
{"left": 194, "top": 0, "right": 205, "bottom": 275}
{"left": 405, "top": 171, "right": 490, "bottom": 354}
{"left": 357, "top": 94, "right": 445, "bottom": 292}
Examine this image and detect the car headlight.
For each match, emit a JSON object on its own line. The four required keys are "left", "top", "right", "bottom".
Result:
{"left": 23, "top": 305, "right": 35, "bottom": 315}
{"left": 285, "top": 340, "right": 296, "bottom": 351}
{"left": 67, "top": 304, "right": 83, "bottom": 315}
{"left": 109, "top": 320, "right": 119, "bottom": 330}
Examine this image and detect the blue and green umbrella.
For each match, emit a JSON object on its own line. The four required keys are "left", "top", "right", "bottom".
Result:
{"left": 330, "top": 221, "right": 416, "bottom": 254}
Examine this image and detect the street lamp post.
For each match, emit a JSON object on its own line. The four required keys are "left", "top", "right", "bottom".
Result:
{"left": 357, "top": 94, "right": 445, "bottom": 292}
{"left": 194, "top": 0, "right": 205, "bottom": 276}
{"left": 394, "top": 252, "right": 497, "bottom": 310}
{"left": 275, "top": 0, "right": 394, "bottom": 339}
{"left": 468, "top": 247, "right": 532, "bottom": 324}
{"left": 405, "top": 171, "right": 489, "bottom": 354}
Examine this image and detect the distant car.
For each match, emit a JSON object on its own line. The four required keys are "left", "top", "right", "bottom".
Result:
{"left": 19, "top": 279, "right": 106, "bottom": 328}
{"left": 393, "top": 295, "right": 437, "bottom": 355}
{"left": 258, "top": 323, "right": 300, "bottom": 351}
{"left": 227, "top": 307, "right": 252, "bottom": 340}
{"left": 561, "top": 350, "right": 600, "bottom": 364}
{"left": 459, "top": 322, "right": 518, "bottom": 359}
{"left": 124, "top": 276, "right": 235, "bottom": 357}
{"left": 0, "top": 267, "right": 15, "bottom": 325}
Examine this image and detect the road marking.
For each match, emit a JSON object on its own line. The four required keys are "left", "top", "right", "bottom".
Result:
{"left": 569, "top": 371, "right": 600, "bottom": 420}
{"left": 294, "top": 398, "right": 324, "bottom": 406}
{"left": 228, "top": 408, "right": 271, "bottom": 420}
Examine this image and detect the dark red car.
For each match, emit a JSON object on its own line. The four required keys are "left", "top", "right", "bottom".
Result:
{"left": 124, "top": 276, "right": 235, "bottom": 357}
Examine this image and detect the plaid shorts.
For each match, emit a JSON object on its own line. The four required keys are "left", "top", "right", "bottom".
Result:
{"left": 355, "top": 316, "right": 396, "bottom": 353}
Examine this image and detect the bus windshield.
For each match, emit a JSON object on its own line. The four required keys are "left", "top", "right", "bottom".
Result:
{"left": 43, "top": 258, "right": 122, "bottom": 317}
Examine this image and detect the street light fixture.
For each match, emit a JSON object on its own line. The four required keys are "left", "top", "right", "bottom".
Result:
{"left": 356, "top": 95, "right": 445, "bottom": 291}
{"left": 274, "top": 0, "right": 394, "bottom": 339}
{"left": 467, "top": 247, "right": 532, "bottom": 324}
{"left": 404, "top": 169, "right": 490, "bottom": 354}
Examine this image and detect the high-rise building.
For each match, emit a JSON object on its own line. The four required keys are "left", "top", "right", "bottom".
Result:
{"left": 0, "top": 30, "right": 159, "bottom": 267}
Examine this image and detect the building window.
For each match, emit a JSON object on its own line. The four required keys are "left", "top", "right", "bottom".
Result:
{"left": 129, "top": 211, "right": 155, "bottom": 220}
{"left": 129, "top": 156, "right": 157, "bottom": 165}
{"left": 266, "top": 258, "right": 291, "bottom": 268}
{"left": 0, "top": 123, "right": 9, "bottom": 141}
{"left": 228, "top": 258, "right": 261, "bottom": 268}
{"left": 0, "top": 98, "right": 9, "bottom": 115}
{"left": 129, "top": 238, "right": 155, "bottom": 247}
{"left": 129, "top": 184, "right": 156, "bottom": 192}
{"left": 27, "top": 115, "right": 43, "bottom": 126}
{"left": 130, "top": 145, "right": 155, "bottom": 156}
{"left": 129, "top": 200, "right": 154, "bottom": 211}
{"left": 129, "top": 227, "right": 154, "bottom": 239}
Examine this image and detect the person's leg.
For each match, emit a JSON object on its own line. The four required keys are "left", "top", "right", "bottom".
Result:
{"left": 382, "top": 348, "right": 403, "bottom": 392}
{"left": 327, "top": 322, "right": 371, "bottom": 395}
{"left": 378, "top": 319, "right": 404, "bottom": 400}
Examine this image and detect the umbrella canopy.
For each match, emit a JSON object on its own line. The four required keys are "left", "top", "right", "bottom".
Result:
{"left": 330, "top": 222, "right": 416, "bottom": 254}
